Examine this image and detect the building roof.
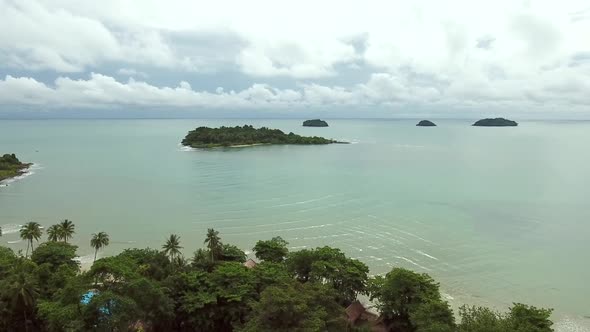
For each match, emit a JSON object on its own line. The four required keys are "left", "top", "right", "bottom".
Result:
{"left": 345, "top": 301, "right": 367, "bottom": 323}
{"left": 243, "top": 258, "right": 257, "bottom": 268}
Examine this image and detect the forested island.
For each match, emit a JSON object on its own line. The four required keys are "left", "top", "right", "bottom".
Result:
{"left": 303, "top": 119, "right": 329, "bottom": 127}
{"left": 182, "top": 125, "right": 341, "bottom": 148}
{"left": 0, "top": 153, "right": 31, "bottom": 182}
{"left": 473, "top": 118, "right": 518, "bottom": 126}
{"left": 0, "top": 221, "right": 554, "bottom": 332}
{"left": 416, "top": 120, "right": 437, "bottom": 127}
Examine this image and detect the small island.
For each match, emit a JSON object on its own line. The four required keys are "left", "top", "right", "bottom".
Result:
{"left": 0, "top": 154, "right": 31, "bottom": 182}
{"left": 473, "top": 118, "right": 518, "bottom": 127}
{"left": 182, "top": 125, "right": 343, "bottom": 148}
{"left": 303, "top": 119, "right": 329, "bottom": 127}
{"left": 416, "top": 120, "right": 436, "bottom": 127}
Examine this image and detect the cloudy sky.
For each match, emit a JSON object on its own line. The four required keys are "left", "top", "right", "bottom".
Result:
{"left": 1, "top": 0, "right": 589, "bottom": 118}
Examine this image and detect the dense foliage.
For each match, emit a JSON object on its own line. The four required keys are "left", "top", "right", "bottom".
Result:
{"left": 181, "top": 125, "right": 338, "bottom": 148}
{"left": 0, "top": 153, "right": 30, "bottom": 182}
{"left": 303, "top": 119, "right": 329, "bottom": 127}
{"left": 472, "top": 118, "right": 518, "bottom": 126}
{"left": 0, "top": 224, "right": 555, "bottom": 332}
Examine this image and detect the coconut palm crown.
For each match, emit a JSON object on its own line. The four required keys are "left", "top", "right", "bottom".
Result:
{"left": 90, "top": 232, "right": 110, "bottom": 263}
{"left": 20, "top": 222, "right": 43, "bottom": 257}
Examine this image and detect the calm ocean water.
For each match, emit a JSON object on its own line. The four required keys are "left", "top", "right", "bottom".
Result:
{"left": 1, "top": 119, "right": 589, "bottom": 330}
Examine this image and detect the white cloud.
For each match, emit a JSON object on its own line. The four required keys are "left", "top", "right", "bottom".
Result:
{"left": 236, "top": 39, "right": 359, "bottom": 78}
{"left": 0, "top": 0, "right": 589, "bottom": 113}
{"left": 117, "top": 68, "right": 148, "bottom": 78}
{"left": 1, "top": 70, "right": 588, "bottom": 111}
{"left": 0, "top": 0, "right": 120, "bottom": 71}
{"left": 0, "top": 74, "right": 303, "bottom": 108}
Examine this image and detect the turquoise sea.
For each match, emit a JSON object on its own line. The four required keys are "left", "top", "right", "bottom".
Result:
{"left": 1, "top": 119, "right": 589, "bottom": 331}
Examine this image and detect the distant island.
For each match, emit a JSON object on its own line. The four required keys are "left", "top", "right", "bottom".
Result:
{"left": 303, "top": 119, "right": 329, "bottom": 127}
{"left": 416, "top": 120, "right": 436, "bottom": 127}
{"left": 182, "top": 125, "right": 343, "bottom": 148}
{"left": 0, "top": 154, "right": 31, "bottom": 182}
{"left": 473, "top": 118, "right": 518, "bottom": 127}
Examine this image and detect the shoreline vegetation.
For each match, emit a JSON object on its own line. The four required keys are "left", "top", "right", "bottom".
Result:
{"left": 182, "top": 125, "right": 345, "bottom": 148}
{"left": 0, "top": 221, "right": 555, "bottom": 331}
{"left": 0, "top": 153, "right": 31, "bottom": 182}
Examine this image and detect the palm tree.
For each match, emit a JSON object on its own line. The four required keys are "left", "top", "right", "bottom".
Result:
{"left": 46, "top": 225, "right": 60, "bottom": 242}
{"left": 90, "top": 232, "right": 110, "bottom": 263}
{"left": 204, "top": 228, "right": 222, "bottom": 262}
{"left": 59, "top": 219, "right": 75, "bottom": 243}
{"left": 162, "top": 234, "right": 183, "bottom": 261}
{"left": 19, "top": 222, "right": 42, "bottom": 257}
{"left": 8, "top": 263, "right": 39, "bottom": 332}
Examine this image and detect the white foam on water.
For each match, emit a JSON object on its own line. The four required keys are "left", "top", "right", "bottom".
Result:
{"left": 177, "top": 144, "right": 195, "bottom": 152}
{"left": 396, "top": 255, "right": 431, "bottom": 271}
{"left": 226, "top": 223, "right": 334, "bottom": 236}
{"left": 413, "top": 249, "right": 439, "bottom": 261}
{"left": 271, "top": 194, "right": 334, "bottom": 207}
{"left": 0, "top": 224, "right": 23, "bottom": 235}
{"left": 442, "top": 292, "right": 455, "bottom": 301}
{"left": 6, "top": 240, "right": 22, "bottom": 244}
{"left": 338, "top": 139, "right": 359, "bottom": 144}
{"left": 218, "top": 218, "right": 312, "bottom": 229}
{"left": 0, "top": 163, "right": 40, "bottom": 186}
{"left": 74, "top": 253, "right": 96, "bottom": 265}
{"left": 390, "top": 226, "right": 434, "bottom": 244}
{"left": 302, "top": 233, "right": 351, "bottom": 240}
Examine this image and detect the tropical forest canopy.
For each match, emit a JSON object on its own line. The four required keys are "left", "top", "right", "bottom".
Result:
{"left": 181, "top": 125, "right": 339, "bottom": 148}
{"left": 0, "top": 221, "right": 555, "bottom": 332}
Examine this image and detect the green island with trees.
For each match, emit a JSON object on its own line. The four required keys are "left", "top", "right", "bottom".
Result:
{"left": 0, "top": 153, "right": 31, "bottom": 182}
{"left": 0, "top": 221, "right": 554, "bottom": 331}
{"left": 416, "top": 120, "right": 437, "bottom": 127}
{"left": 303, "top": 119, "right": 329, "bottom": 127}
{"left": 472, "top": 118, "right": 518, "bottom": 127}
{"left": 182, "top": 125, "right": 342, "bottom": 148}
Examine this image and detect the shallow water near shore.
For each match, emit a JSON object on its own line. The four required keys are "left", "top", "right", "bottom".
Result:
{"left": 1, "top": 118, "right": 589, "bottom": 331}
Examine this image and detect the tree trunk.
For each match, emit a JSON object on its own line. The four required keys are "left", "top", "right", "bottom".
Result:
{"left": 94, "top": 248, "right": 98, "bottom": 263}
{"left": 25, "top": 241, "right": 30, "bottom": 258}
{"left": 24, "top": 307, "right": 29, "bottom": 332}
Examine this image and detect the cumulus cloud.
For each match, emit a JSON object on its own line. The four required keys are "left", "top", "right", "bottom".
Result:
{"left": 0, "top": 74, "right": 304, "bottom": 108}
{"left": 1, "top": 69, "right": 589, "bottom": 111}
{"left": 0, "top": 0, "right": 589, "bottom": 114}
{"left": 0, "top": 0, "right": 233, "bottom": 72}
{"left": 0, "top": 0, "right": 120, "bottom": 72}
